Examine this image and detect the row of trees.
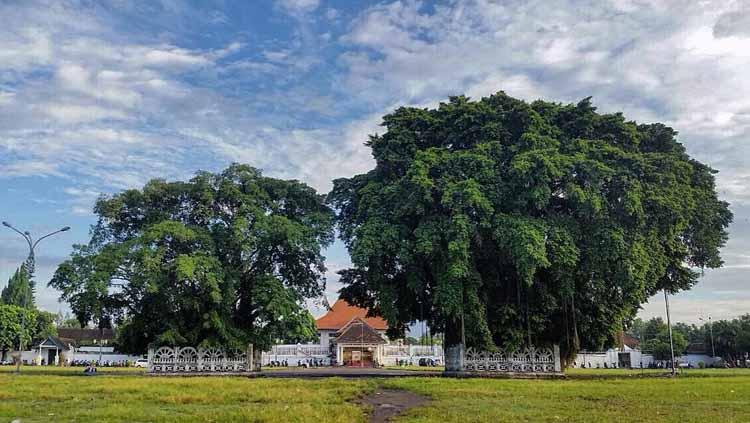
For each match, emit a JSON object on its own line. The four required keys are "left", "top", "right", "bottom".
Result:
{"left": 630, "top": 316, "right": 750, "bottom": 362}
{"left": 49, "top": 92, "right": 732, "bottom": 368}
{"left": 0, "top": 267, "right": 57, "bottom": 360}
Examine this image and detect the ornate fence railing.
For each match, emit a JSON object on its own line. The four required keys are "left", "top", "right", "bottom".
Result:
{"left": 148, "top": 346, "right": 254, "bottom": 373}
{"left": 267, "top": 344, "right": 331, "bottom": 356}
{"left": 382, "top": 345, "right": 444, "bottom": 357}
{"left": 463, "top": 345, "right": 561, "bottom": 373}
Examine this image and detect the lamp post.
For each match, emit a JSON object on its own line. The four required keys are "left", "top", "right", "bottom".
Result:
{"left": 699, "top": 315, "right": 716, "bottom": 359}
{"left": 664, "top": 289, "right": 676, "bottom": 376}
{"left": 2, "top": 221, "right": 70, "bottom": 373}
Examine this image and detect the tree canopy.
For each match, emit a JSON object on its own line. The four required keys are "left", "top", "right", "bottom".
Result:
{"left": 637, "top": 317, "right": 689, "bottom": 361}
{"left": 50, "top": 164, "right": 333, "bottom": 353}
{"left": 1, "top": 266, "right": 34, "bottom": 308}
{"left": 0, "top": 305, "right": 55, "bottom": 357}
{"left": 710, "top": 315, "right": 750, "bottom": 362}
{"left": 329, "top": 92, "right": 732, "bottom": 364}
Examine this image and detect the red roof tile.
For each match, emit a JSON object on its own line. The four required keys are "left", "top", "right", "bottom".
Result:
{"left": 315, "top": 299, "right": 388, "bottom": 331}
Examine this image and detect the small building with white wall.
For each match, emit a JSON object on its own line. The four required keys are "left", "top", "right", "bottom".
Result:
{"left": 261, "top": 298, "right": 443, "bottom": 367}
{"left": 19, "top": 328, "right": 141, "bottom": 366}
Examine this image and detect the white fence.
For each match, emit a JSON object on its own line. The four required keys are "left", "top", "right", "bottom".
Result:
{"left": 260, "top": 344, "right": 444, "bottom": 366}
{"left": 463, "top": 345, "right": 561, "bottom": 373}
{"left": 380, "top": 345, "right": 444, "bottom": 366}
{"left": 267, "top": 344, "right": 330, "bottom": 356}
{"left": 148, "top": 346, "right": 253, "bottom": 373}
{"left": 261, "top": 344, "right": 331, "bottom": 366}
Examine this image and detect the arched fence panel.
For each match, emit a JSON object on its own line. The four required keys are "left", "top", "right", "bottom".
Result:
{"left": 148, "top": 345, "right": 253, "bottom": 373}
{"left": 462, "top": 345, "right": 561, "bottom": 374}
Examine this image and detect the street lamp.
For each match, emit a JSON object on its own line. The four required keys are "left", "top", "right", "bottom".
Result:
{"left": 663, "top": 289, "right": 676, "bottom": 376}
{"left": 699, "top": 315, "right": 716, "bottom": 359}
{"left": 2, "top": 221, "right": 70, "bottom": 373}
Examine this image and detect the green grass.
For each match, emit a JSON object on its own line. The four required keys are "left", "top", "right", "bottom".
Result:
{"left": 0, "top": 371, "right": 372, "bottom": 422}
{"left": 2, "top": 367, "right": 750, "bottom": 422}
{"left": 0, "top": 365, "right": 145, "bottom": 376}
{"left": 565, "top": 367, "right": 750, "bottom": 378}
{"left": 383, "top": 371, "right": 750, "bottom": 422}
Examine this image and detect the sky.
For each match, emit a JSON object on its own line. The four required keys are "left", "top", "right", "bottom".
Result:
{"left": 1, "top": 0, "right": 749, "bottom": 324}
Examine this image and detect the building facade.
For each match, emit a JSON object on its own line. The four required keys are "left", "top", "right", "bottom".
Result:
{"left": 261, "top": 299, "right": 444, "bottom": 367}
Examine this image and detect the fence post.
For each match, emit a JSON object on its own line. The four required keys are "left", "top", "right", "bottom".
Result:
{"left": 247, "top": 344, "right": 254, "bottom": 372}
{"left": 554, "top": 344, "right": 562, "bottom": 372}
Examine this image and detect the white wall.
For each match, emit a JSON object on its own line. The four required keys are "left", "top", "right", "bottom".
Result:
{"left": 69, "top": 351, "right": 142, "bottom": 364}
{"left": 680, "top": 354, "right": 718, "bottom": 367}
{"left": 319, "top": 330, "right": 333, "bottom": 346}
{"left": 575, "top": 351, "right": 722, "bottom": 369}
{"left": 18, "top": 349, "right": 142, "bottom": 365}
{"left": 573, "top": 349, "right": 655, "bottom": 368}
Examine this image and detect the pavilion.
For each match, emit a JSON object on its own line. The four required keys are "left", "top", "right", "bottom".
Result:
{"left": 315, "top": 299, "right": 389, "bottom": 367}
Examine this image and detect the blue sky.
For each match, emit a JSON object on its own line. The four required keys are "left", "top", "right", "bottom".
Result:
{"left": 1, "top": 0, "right": 749, "bottom": 323}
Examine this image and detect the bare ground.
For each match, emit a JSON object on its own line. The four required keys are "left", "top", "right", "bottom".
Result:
{"left": 358, "top": 388, "right": 429, "bottom": 422}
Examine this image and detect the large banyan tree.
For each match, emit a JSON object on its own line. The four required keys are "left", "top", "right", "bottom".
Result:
{"left": 51, "top": 164, "right": 334, "bottom": 355}
{"left": 329, "top": 93, "right": 732, "bottom": 366}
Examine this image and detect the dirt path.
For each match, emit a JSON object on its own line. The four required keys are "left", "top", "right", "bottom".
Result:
{"left": 358, "top": 388, "right": 429, "bottom": 422}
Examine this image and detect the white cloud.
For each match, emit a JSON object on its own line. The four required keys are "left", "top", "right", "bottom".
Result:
{"left": 139, "top": 47, "right": 211, "bottom": 68}
{"left": 0, "top": 27, "right": 53, "bottom": 73}
{"left": 41, "top": 103, "right": 129, "bottom": 124}
{"left": 63, "top": 186, "right": 102, "bottom": 216}
{"left": 1, "top": 0, "right": 749, "bottom": 320}
{"left": 338, "top": 0, "right": 750, "bottom": 207}
{"left": 0, "top": 90, "right": 15, "bottom": 105}
{"left": 277, "top": 0, "right": 320, "bottom": 15}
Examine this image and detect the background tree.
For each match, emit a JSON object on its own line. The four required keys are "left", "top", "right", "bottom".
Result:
{"left": 640, "top": 317, "right": 667, "bottom": 343}
{"left": 54, "top": 312, "right": 83, "bottom": 328}
{"left": 329, "top": 93, "right": 732, "bottom": 367}
{"left": 1, "top": 266, "right": 33, "bottom": 308}
{"left": 51, "top": 164, "right": 334, "bottom": 355}
{"left": 0, "top": 305, "right": 37, "bottom": 361}
{"left": 404, "top": 336, "right": 420, "bottom": 345}
{"left": 642, "top": 327, "right": 688, "bottom": 361}
{"left": 707, "top": 315, "right": 750, "bottom": 363}
{"left": 672, "top": 322, "right": 705, "bottom": 344}
{"left": 34, "top": 310, "right": 57, "bottom": 339}
{"left": 736, "top": 315, "right": 750, "bottom": 359}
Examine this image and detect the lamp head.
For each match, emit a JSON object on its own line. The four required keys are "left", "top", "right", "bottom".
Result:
{"left": 61, "top": 226, "right": 71, "bottom": 232}
{"left": 1, "top": 221, "right": 9, "bottom": 227}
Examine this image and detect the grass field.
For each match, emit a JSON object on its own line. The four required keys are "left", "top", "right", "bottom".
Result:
{"left": 0, "top": 369, "right": 370, "bottom": 422}
{"left": 384, "top": 373, "right": 750, "bottom": 422}
{"left": 2, "top": 366, "right": 749, "bottom": 422}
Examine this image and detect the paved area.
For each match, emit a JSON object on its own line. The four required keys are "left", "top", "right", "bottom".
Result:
{"left": 149, "top": 367, "right": 564, "bottom": 378}
{"left": 252, "top": 367, "right": 442, "bottom": 378}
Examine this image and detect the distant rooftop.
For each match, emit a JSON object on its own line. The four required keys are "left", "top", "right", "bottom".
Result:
{"left": 57, "top": 328, "right": 114, "bottom": 342}
{"left": 315, "top": 299, "right": 388, "bottom": 331}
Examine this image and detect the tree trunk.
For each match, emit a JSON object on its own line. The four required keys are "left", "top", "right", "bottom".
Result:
{"left": 444, "top": 317, "right": 464, "bottom": 372}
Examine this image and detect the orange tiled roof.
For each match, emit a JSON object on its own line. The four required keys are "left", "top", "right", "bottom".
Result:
{"left": 315, "top": 299, "right": 388, "bottom": 331}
